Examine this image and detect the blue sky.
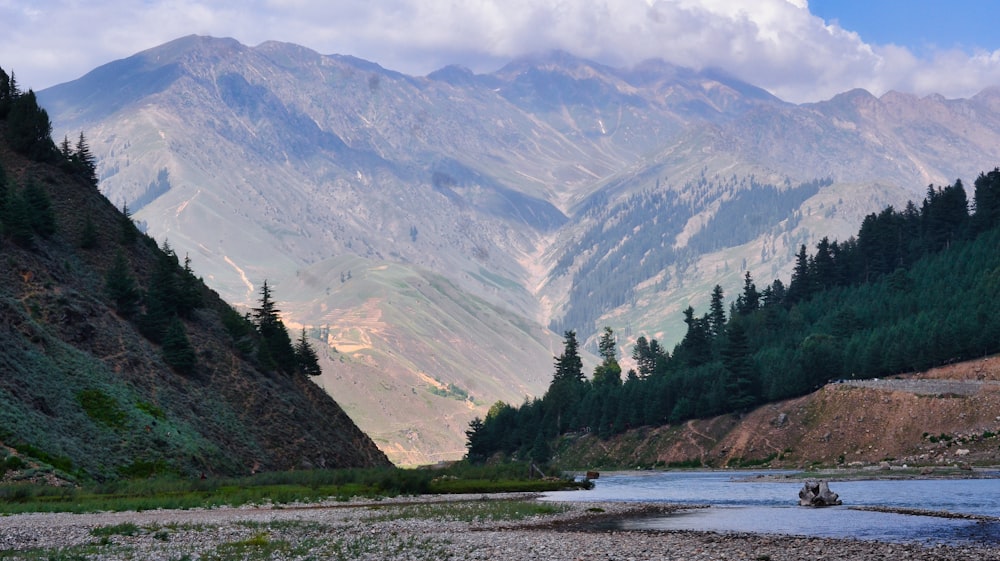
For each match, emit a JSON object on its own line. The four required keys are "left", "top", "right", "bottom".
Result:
{"left": 809, "top": 0, "right": 1000, "bottom": 54}
{"left": 3, "top": 0, "right": 1000, "bottom": 103}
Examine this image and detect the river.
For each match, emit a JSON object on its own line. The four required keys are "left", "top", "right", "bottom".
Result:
{"left": 542, "top": 470, "right": 1000, "bottom": 546}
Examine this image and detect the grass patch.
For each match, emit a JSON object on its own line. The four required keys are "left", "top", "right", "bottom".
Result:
{"left": 0, "top": 463, "right": 588, "bottom": 514}
{"left": 90, "top": 522, "right": 140, "bottom": 537}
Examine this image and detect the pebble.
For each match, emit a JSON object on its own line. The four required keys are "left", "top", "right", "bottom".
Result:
{"left": 0, "top": 494, "right": 997, "bottom": 560}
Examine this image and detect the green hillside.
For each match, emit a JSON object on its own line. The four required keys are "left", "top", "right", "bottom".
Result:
{"left": 0, "top": 69, "right": 390, "bottom": 482}
{"left": 468, "top": 171, "right": 1000, "bottom": 462}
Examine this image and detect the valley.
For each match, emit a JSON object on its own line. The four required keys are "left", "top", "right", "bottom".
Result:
{"left": 37, "top": 35, "right": 1000, "bottom": 463}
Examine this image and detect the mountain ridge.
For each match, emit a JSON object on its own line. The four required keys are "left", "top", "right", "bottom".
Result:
{"left": 36, "top": 36, "right": 1000, "bottom": 463}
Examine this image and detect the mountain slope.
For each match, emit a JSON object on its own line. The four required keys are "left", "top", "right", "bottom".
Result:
{"left": 0, "top": 115, "right": 390, "bottom": 480}
{"left": 554, "top": 356, "right": 1000, "bottom": 469}
{"left": 37, "top": 36, "right": 1000, "bottom": 464}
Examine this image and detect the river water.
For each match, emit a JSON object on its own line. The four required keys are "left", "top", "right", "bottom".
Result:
{"left": 541, "top": 471, "right": 1000, "bottom": 546}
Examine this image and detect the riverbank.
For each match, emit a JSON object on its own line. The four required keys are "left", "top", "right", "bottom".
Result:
{"left": 2, "top": 494, "right": 998, "bottom": 560}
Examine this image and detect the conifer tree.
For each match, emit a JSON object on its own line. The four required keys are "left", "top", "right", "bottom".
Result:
{"left": 119, "top": 202, "right": 137, "bottom": 244}
{"left": 22, "top": 180, "right": 56, "bottom": 238}
{"left": 105, "top": 250, "right": 140, "bottom": 317}
{"left": 294, "top": 328, "right": 323, "bottom": 376}
{"left": 2, "top": 190, "right": 33, "bottom": 247}
{"left": 6, "top": 90, "right": 55, "bottom": 161}
{"left": 176, "top": 254, "right": 204, "bottom": 317}
{"left": 252, "top": 280, "right": 297, "bottom": 374}
{"left": 162, "top": 317, "right": 196, "bottom": 374}
{"left": 79, "top": 215, "right": 97, "bottom": 249}
{"left": 73, "top": 132, "right": 98, "bottom": 187}
{"left": 592, "top": 327, "right": 622, "bottom": 387}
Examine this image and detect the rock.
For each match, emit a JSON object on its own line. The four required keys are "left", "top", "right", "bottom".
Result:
{"left": 879, "top": 461, "right": 891, "bottom": 471}
{"left": 775, "top": 413, "right": 788, "bottom": 427}
{"left": 798, "top": 480, "right": 842, "bottom": 507}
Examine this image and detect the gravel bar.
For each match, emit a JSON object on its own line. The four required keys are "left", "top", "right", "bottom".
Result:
{"left": 1, "top": 493, "right": 997, "bottom": 560}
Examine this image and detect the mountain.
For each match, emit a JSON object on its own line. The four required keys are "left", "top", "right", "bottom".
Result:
{"left": 37, "top": 35, "right": 1000, "bottom": 464}
{"left": 0, "top": 97, "right": 390, "bottom": 480}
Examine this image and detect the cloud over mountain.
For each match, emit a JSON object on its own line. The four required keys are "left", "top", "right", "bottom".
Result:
{"left": 5, "top": 0, "right": 1000, "bottom": 102}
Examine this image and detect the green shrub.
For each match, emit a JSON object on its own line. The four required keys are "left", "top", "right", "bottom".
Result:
{"left": 77, "top": 389, "right": 127, "bottom": 429}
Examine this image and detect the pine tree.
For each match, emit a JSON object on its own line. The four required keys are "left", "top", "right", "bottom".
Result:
{"left": 162, "top": 317, "right": 197, "bottom": 374}
{"left": 592, "top": 326, "right": 622, "bottom": 387}
{"left": 73, "top": 132, "right": 98, "bottom": 187}
{"left": 6, "top": 90, "right": 56, "bottom": 161}
{"left": 176, "top": 254, "right": 204, "bottom": 317}
{"left": 105, "top": 250, "right": 140, "bottom": 317}
{"left": 2, "top": 190, "right": 33, "bottom": 247}
{"left": 79, "top": 215, "right": 97, "bottom": 249}
{"left": 119, "top": 202, "right": 137, "bottom": 244}
{"left": 252, "top": 280, "right": 297, "bottom": 374}
{"left": 708, "top": 284, "right": 726, "bottom": 337}
{"left": 294, "top": 328, "right": 322, "bottom": 376}
{"left": 22, "top": 180, "right": 56, "bottom": 238}
{"left": 735, "top": 270, "right": 759, "bottom": 315}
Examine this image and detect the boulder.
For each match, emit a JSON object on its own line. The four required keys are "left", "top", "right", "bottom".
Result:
{"left": 798, "top": 480, "right": 842, "bottom": 507}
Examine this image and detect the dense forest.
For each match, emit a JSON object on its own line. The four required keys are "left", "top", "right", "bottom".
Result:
{"left": 551, "top": 174, "right": 828, "bottom": 336}
{"left": 468, "top": 172, "right": 1000, "bottom": 463}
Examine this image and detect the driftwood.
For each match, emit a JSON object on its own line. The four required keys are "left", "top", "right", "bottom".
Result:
{"left": 798, "top": 480, "right": 842, "bottom": 507}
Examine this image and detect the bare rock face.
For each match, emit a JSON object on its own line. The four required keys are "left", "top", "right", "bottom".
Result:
{"left": 799, "top": 480, "right": 842, "bottom": 507}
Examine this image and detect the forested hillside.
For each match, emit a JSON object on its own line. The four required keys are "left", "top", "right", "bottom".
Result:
{"left": 0, "top": 67, "right": 390, "bottom": 481}
{"left": 467, "top": 170, "right": 1000, "bottom": 462}
{"left": 551, "top": 175, "right": 830, "bottom": 334}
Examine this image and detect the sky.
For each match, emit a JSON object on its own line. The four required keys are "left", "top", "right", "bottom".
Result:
{"left": 3, "top": 0, "right": 1000, "bottom": 103}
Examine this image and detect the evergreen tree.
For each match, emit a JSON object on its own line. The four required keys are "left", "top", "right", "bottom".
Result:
{"left": 252, "top": 280, "right": 297, "bottom": 374}
{"left": 464, "top": 417, "right": 488, "bottom": 464}
{"left": 544, "top": 330, "right": 586, "bottom": 433}
{"left": 6, "top": 90, "right": 55, "bottom": 161}
{"left": 708, "top": 284, "right": 726, "bottom": 337}
{"left": 972, "top": 168, "right": 1000, "bottom": 233}
{"left": 73, "top": 131, "right": 98, "bottom": 186}
{"left": 734, "top": 270, "right": 760, "bottom": 315}
{"left": 721, "top": 320, "right": 758, "bottom": 411}
{"left": 105, "top": 250, "right": 140, "bottom": 317}
{"left": 175, "top": 254, "right": 204, "bottom": 317}
{"left": 294, "top": 328, "right": 323, "bottom": 376}
{"left": 119, "top": 202, "right": 137, "bottom": 244}
{"left": 0, "top": 66, "right": 13, "bottom": 118}
{"left": 2, "top": 190, "right": 33, "bottom": 246}
{"left": 22, "top": 180, "right": 56, "bottom": 238}
{"left": 79, "top": 215, "right": 98, "bottom": 249}
{"left": 592, "top": 326, "right": 622, "bottom": 387}
{"left": 787, "top": 244, "right": 812, "bottom": 304}
{"left": 162, "top": 317, "right": 197, "bottom": 374}
{"left": 631, "top": 336, "right": 654, "bottom": 379}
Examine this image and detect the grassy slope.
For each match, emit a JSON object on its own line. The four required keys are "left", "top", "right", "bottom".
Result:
{"left": 0, "top": 124, "right": 390, "bottom": 482}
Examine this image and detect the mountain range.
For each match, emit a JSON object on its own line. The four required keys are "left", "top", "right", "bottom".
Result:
{"left": 37, "top": 35, "right": 1000, "bottom": 464}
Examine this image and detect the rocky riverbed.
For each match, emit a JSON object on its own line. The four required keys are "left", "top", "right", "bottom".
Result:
{"left": 1, "top": 494, "right": 997, "bottom": 560}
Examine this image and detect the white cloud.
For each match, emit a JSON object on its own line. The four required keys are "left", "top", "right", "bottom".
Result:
{"left": 2, "top": 0, "right": 1000, "bottom": 103}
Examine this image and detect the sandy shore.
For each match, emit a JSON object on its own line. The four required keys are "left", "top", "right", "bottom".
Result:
{"left": 1, "top": 494, "right": 997, "bottom": 560}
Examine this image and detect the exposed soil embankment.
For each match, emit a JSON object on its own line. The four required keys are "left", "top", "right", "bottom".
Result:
{"left": 557, "top": 357, "right": 1000, "bottom": 469}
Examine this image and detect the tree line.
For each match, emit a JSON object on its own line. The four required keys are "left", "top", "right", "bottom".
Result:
{"left": 467, "top": 170, "right": 1000, "bottom": 464}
